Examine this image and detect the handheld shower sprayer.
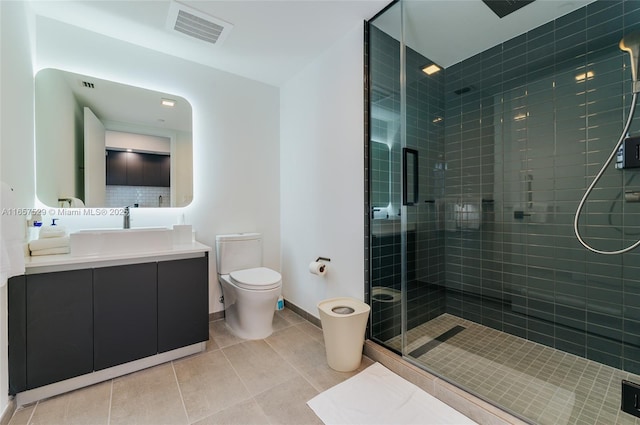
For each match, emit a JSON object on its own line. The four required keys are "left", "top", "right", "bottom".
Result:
{"left": 573, "top": 32, "right": 640, "bottom": 254}
{"left": 619, "top": 31, "right": 640, "bottom": 92}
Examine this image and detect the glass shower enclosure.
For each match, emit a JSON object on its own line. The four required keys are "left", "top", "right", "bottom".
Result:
{"left": 367, "top": 1, "right": 640, "bottom": 423}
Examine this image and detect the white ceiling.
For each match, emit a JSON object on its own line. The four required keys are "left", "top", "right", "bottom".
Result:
{"left": 55, "top": 69, "right": 193, "bottom": 133}
{"left": 28, "top": 0, "right": 597, "bottom": 88}
{"left": 375, "top": 0, "right": 595, "bottom": 68}
{"left": 28, "top": 0, "right": 388, "bottom": 87}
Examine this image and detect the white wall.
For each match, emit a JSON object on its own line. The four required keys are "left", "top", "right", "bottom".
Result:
{"left": 1, "top": 5, "right": 365, "bottom": 418}
{"left": 32, "top": 15, "right": 280, "bottom": 311}
{"left": 0, "top": 1, "right": 36, "bottom": 417}
{"left": 280, "top": 23, "right": 365, "bottom": 318}
{"left": 106, "top": 131, "right": 171, "bottom": 154}
{"left": 35, "top": 68, "right": 79, "bottom": 205}
{"left": 0, "top": 8, "right": 280, "bottom": 417}
{"left": 173, "top": 130, "right": 193, "bottom": 207}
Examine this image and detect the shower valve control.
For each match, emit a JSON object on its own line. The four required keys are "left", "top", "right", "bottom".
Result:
{"left": 616, "top": 136, "right": 640, "bottom": 169}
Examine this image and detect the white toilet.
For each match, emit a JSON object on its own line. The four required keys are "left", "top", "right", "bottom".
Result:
{"left": 215, "top": 233, "right": 282, "bottom": 339}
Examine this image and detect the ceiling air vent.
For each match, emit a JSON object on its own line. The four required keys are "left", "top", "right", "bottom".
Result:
{"left": 80, "top": 81, "right": 95, "bottom": 89}
{"left": 166, "top": 1, "right": 233, "bottom": 46}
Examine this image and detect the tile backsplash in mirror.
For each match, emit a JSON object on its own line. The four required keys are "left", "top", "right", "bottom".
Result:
{"left": 105, "top": 185, "right": 171, "bottom": 208}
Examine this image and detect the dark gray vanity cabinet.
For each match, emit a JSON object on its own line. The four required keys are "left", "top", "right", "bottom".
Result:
{"left": 158, "top": 257, "right": 209, "bottom": 352}
{"left": 23, "top": 270, "right": 93, "bottom": 390}
{"left": 93, "top": 262, "right": 158, "bottom": 370}
{"left": 8, "top": 254, "right": 209, "bottom": 396}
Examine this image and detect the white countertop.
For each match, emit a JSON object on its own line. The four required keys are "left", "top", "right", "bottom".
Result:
{"left": 25, "top": 241, "right": 211, "bottom": 274}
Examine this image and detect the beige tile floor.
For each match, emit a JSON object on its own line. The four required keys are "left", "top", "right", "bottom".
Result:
{"left": 7, "top": 308, "right": 374, "bottom": 425}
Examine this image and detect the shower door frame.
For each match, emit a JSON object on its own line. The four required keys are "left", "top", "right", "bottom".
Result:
{"left": 365, "top": 0, "right": 412, "bottom": 357}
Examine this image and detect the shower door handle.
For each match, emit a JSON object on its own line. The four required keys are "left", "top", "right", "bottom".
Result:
{"left": 403, "top": 148, "right": 418, "bottom": 206}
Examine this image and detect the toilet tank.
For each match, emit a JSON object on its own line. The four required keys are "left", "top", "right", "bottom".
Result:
{"left": 215, "top": 233, "right": 263, "bottom": 274}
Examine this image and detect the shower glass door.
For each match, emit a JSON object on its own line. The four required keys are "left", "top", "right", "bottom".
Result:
{"left": 368, "top": 0, "right": 447, "bottom": 357}
{"left": 368, "top": 2, "right": 406, "bottom": 352}
{"left": 368, "top": 1, "right": 640, "bottom": 424}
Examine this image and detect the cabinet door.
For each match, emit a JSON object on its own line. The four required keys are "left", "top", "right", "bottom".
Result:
{"left": 26, "top": 270, "right": 94, "bottom": 389}
{"left": 157, "top": 256, "right": 209, "bottom": 353}
{"left": 93, "top": 263, "right": 157, "bottom": 370}
{"left": 106, "top": 150, "right": 127, "bottom": 186}
{"left": 160, "top": 155, "right": 170, "bottom": 187}
{"left": 142, "top": 154, "right": 170, "bottom": 187}
{"left": 8, "top": 275, "right": 27, "bottom": 394}
{"left": 126, "top": 152, "right": 144, "bottom": 186}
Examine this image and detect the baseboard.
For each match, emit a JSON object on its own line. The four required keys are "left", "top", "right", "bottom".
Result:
{"left": 208, "top": 311, "right": 224, "bottom": 322}
{"left": 282, "top": 299, "right": 321, "bottom": 328}
{"left": 211, "top": 297, "right": 324, "bottom": 329}
{"left": 0, "top": 398, "right": 16, "bottom": 425}
{"left": 211, "top": 299, "right": 320, "bottom": 328}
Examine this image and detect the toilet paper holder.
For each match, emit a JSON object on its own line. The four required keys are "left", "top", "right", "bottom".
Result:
{"left": 310, "top": 257, "right": 331, "bottom": 276}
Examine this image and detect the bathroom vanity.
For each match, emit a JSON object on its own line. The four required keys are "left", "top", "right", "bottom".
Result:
{"left": 7, "top": 237, "right": 210, "bottom": 405}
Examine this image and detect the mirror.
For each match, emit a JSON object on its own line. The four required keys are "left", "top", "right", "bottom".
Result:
{"left": 35, "top": 68, "right": 193, "bottom": 208}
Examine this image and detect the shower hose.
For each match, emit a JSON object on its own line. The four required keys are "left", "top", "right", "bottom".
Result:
{"left": 573, "top": 91, "right": 640, "bottom": 254}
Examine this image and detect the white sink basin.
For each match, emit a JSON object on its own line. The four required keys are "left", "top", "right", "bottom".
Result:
{"left": 70, "top": 227, "right": 173, "bottom": 257}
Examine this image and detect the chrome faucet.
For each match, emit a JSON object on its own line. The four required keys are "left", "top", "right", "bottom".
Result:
{"left": 123, "top": 206, "right": 130, "bottom": 229}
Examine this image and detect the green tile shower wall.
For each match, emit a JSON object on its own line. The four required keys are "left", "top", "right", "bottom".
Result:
{"left": 444, "top": 0, "right": 640, "bottom": 373}
{"left": 369, "top": 0, "right": 640, "bottom": 374}
{"left": 405, "top": 43, "right": 448, "bottom": 331}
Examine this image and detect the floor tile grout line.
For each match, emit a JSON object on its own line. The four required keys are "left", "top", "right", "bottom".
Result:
{"left": 218, "top": 338, "right": 276, "bottom": 424}
{"left": 170, "top": 361, "right": 191, "bottom": 425}
{"left": 25, "top": 401, "right": 37, "bottom": 425}
{"left": 218, "top": 310, "right": 308, "bottom": 424}
{"left": 219, "top": 343, "right": 253, "bottom": 397}
{"left": 107, "top": 379, "right": 113, "bottom": 425}
{"left": 263, "top": 315, "right": 315, "bottom": 389}
{"left": 262, "top": 326, "right": 324, "bottom": 394}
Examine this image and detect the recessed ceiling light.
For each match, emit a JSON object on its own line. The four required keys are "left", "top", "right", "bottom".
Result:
{"left": 161, "top": 98, "right": 176, "bottom": 107}
{"left": 514, "top": 113, "right": 527, "bottom": 121}
{"left": 422, "top": 64, "right": 441, "bottom": 75}
{"left": 575, "top": 71, "right": 595, "bottom": 81}
{"left": 126, "top": 148, "right": 133, "bottom": 152}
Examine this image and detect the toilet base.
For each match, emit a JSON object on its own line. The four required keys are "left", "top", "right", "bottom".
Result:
{"left": 219, "top": 275, "right": 281, "bottom": 340}
{"left": 224, "top": 301, "right": 277, "bottom": 340}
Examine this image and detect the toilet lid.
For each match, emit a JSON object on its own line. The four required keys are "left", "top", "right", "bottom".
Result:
{"left": 230, "top": 267, "right": 282, "bottom": 290}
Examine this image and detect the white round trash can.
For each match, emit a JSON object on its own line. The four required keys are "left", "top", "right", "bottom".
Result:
{"left": 317, "top": 297, "right": 371, "bottom": 372}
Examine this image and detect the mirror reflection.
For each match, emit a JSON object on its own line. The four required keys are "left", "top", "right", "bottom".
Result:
{"left": 371, "top": 139, "right": 391, "bottom": 208}
{"left": 35, "top": 68, "right": 193, "bottom": 208}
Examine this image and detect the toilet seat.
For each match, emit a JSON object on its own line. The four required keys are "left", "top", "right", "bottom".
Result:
{"left": 230, "top": 267, "right": 281, "bottom": 290}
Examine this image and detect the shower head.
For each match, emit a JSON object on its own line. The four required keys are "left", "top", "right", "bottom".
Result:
{"left": 620, "top": 31, "right": 640, "bottom": 91}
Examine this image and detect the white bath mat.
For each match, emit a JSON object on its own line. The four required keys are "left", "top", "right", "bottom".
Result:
{"left": 307, "top": 362, "right": 478, "bottom": 425}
